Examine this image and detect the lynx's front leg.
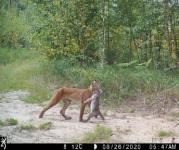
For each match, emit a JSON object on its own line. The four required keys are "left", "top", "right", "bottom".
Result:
{"left": 79, "top": 102, "right": 86, "bottom": 122}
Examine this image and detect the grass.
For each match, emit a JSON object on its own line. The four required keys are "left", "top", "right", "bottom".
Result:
{"left": 48, "top": 59, "right": 179, "bottom": 106}
{"left": 20, "top": 122, "right": 52, "bottom": 130}
{"left": 81, "top": 124, "right": 112, "bottom": 143}
{"left": 0, "top": 48, "right": 52, "bottom": 103}
{"left": 0, "top": 118, "right": 18, "bottom": 126}
{"left": 6, "top": 118, "right": 18, "bottom": 125}
{"left": 20, "top": 123, "right": 36, "bottom": 130}
{"left": 158, "top": 130, "right": 174, "bottom": 137}
{"left": 0, "top": 48, "right": 35, "bottom": 65}
{"left": 39, "top": 122, "right": 52, "bottom": 130}
{"left": 1, "top": 48, "right": 179, "bottom": 106}
{"left": 0, "top": 60, "right": 51, "bottom": 103}
{"left": 0, "top": 120, "right": 5, "bottom": 126}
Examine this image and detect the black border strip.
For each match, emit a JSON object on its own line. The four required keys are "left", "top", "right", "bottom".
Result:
{"left": 3, "top": 143, "right": 178, "bottom": 150}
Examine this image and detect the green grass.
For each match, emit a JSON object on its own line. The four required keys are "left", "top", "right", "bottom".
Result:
{"left": 158, "top": 130, "right": 174, "bottom": 137}
{"left": 0, "top": 48, "right": 35, "bottom": 65}
{"left": 49, "top": 59, "right": 179, "bottom": 106}
{"left": 81, "top": 124, "right": 112, "bottom": 143}
{"left": 0, "top": 120, "right": 5, "bottom": 126}
{"left": 0, "top": 118, "right": 18, "bottom": 126}
{"left": 0, "top": 60, "right": 51, "bottom": 103}
{"left": 50, "top": 62, "right": 179, "bottom": 106}
{"left": 1, "top": 48, "right": 179, "bottom": 105}
{"left": 0, "top": 48, "right": 51, "bottom": 103}
{"left": 20, "top": 122, "right": 52, "bottom": 130}
{"left": 5, "top": 118, "right": 18, "bottom": 125}
{"left": 20, "top": 123, "right": 36, "bottom": 130}
{"left": 39, "top": 122, "right": 52, "bottom": 130}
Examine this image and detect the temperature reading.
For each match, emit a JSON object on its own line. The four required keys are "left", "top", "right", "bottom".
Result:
{"left": 71, "top": 144, "right": 83, "bottom": 149}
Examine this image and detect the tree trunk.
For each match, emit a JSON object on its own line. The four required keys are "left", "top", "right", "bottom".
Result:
{"left": 149, "top": 31, "right": 153, "bottom": 61}
{"left": 129, "top": 25, "right": 132, "bottom": 62}
{"left": 170, "top": 6, "right": 179, "bottom": 62}
{"left": 101, "top": 0, "right": 106, "bottom": 66}
{"left": 106, "top": 0, "right": 110, "bottom": 64}
{"left": 104, "top": 0, "right": 112, "bottom": 64}
{"left": 164, "top": 0, "right": 172, "bottom": 64}
{"left": 8, "top": 0, "right": 12, "bottom": 14}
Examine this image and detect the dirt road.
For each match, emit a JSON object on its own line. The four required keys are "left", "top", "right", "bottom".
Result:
{"left": 0, "top": 90, "right": 179, "bottom": 143}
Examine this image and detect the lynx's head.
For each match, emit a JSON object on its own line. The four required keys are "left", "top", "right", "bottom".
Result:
{"left": 90, "top": 80, "right": 102, "bottom": 93}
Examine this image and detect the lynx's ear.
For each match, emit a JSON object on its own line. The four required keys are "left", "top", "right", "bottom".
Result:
{"left": 92, "top": 80, "right": 97, "bottom": 85}
{"left": 91, "top": 80, "right": 100, "bottom": 91}
{"left": 92, "top": 79, "right": 97, "bottom": 83}
{"left": 93, "top": 80, "right": 103, "bottom": 93}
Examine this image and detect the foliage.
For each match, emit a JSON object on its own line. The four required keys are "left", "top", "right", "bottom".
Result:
{"left": 0, "top": 12, "right": 28, "bottom": 48}
{"left": 0, "top": 120, "right": 5, "bottom": 127}
{"left": 39, "top": 122, "right": 52, "bottom": 130}
{"left": 20, "top": 122, "right": 52, "bottom": 130}
{"left": 1, "top": 48, "right": 179, "bottom": 105}
{"left": 20, "top": 123, "right": 36, "bottom": 130}
{"left": 0, "top": 48, "right": 35, "bottom": 64}
{"left": 0, "top": 0, "right": 179, "bottom": 106}
{"left": 0, "top": 48, "right": 51, "bottom": 103}
{"left": 81, "top": 124, "right": 112, "bottom": 143}
{"left": 158, "top": 130, "right": 174, "bottom": 137}
{"left": 0, "top": 118, "right": 18, "bottom": 126}
{"left": 28, "top": 0, "right": 102, "bottom": 64}
{"left": 5, "top": 118, "right": 18, "bottom": 125}
{"left": 1, "top": 0, "right": 179, "bottom": 68}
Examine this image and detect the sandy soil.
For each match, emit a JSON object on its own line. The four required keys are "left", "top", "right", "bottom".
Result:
{"left": 0, "top": 90, "right": 179, "bottom": 143}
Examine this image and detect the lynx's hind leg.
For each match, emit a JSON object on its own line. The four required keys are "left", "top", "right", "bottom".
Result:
{"left": 39, "top": 89, "right": 63, "bottom": 118}
{"left": 60, "top": 99, "right": 72, "bottom": 120}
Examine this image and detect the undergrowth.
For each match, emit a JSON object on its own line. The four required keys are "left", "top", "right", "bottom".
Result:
{"left": 0, "top": 48, "right": 179, "bottom": 105}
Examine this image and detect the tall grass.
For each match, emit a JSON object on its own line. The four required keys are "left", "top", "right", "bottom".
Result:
{"left": 46, "top": 60, "right": 179, "bottom": 105}
{"left": 0, "top": 48, "right": 51, "bottom": 103}
{"left": 0, "top": 48, "right": 179, "bottom": 105}
{"left": 0, "top": 48, "right": 35, "bottom": 64}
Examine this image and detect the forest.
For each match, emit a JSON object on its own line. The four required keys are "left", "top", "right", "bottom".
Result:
{"left": 1, "top": 0, "right": 179, "bottom": 67}
{"left": 1, "top": 0, "right": 179, "bottom": 103}
{"left": 0, "top": 0, "right": 179, "bottom": 143}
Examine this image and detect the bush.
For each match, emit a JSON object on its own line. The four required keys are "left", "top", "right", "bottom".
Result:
{"left": 43, "top": 58, "right": 179, "bottom": 106}
{"left": 0, "top": 13, "right": 27, "bottom": 48}
{"left": 1, "top": 48, "right": 179, "bottom": 106}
